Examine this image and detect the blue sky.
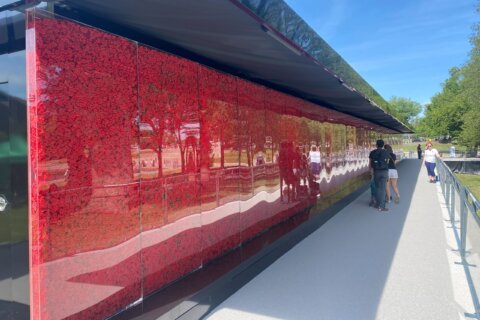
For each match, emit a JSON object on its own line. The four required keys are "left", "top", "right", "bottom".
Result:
{"left": 285, "top": 0, "right": 478, "bottom": 106}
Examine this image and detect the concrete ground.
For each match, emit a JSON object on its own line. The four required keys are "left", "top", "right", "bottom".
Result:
{"left": 205, "top": 159, "right": 475, "bottom": 320}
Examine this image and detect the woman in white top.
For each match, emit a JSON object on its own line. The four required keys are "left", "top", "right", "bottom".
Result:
{"left": 423, "top": 142, "right": 440, "bottom": 183}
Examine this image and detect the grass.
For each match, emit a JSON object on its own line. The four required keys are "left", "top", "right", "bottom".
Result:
{"left": 455, "top": 173, "right": 480, "bottom": 201}
{"left": 455, "top": 173, "right": 480, "bottom": 218}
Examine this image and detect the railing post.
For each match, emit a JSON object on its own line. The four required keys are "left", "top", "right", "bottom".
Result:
{"left": 440, "top": 164, "right": 445, "bottom": 196}
{"left": 450, "top": 179, "right": 456, "bottom": 221}
{"left": 459, "top": 188, "right": 468, "bottom": 257}
{"left": 446, "top": 174, "right": 451, "bottom": 214}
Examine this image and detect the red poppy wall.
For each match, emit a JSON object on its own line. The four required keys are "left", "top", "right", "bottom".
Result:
{"left": 27, "top": 9, "right": 384, "bottom": 320}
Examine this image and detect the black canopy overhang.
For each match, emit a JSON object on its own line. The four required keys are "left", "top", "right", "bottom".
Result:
{"left": 56, "top": 0, "right": 411, "bottom": 133}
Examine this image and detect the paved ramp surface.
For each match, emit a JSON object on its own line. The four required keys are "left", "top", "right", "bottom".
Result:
{"left": 205, "top": 159, "right": 473, "bottom": 320}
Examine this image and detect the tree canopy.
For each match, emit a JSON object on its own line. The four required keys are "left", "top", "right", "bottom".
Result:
{"left": 387, "top": 96, "right": 422, "bottom": 127}
{"left": 416, "top": 4, "right": 480, "bottom": 149}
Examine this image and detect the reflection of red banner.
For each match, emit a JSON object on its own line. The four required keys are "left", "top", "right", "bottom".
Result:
{"left": 28, "top": 11, "right": 374, "bottom": 320}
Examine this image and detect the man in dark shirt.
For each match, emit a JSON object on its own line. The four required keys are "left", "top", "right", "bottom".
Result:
{"left": 369, "top": 139, "right": 390, "bottom": 212}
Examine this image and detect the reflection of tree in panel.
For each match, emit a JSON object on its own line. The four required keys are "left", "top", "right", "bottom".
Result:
{"left": 167, "top": 105, "right": 200, "bottom": 174}
{"left": 298, "top": 118, "right": 311, "bottom": 149}
{"left": 199, "top": 67, "right": 238, "bottom": 169}
{"left": 206, "top": 100, "right": 236, "bottom": 168}
{"left": 265, "top": 89, "right": 284, "bottom": 163}
{"left": 281, "top": 114, "right": 301, "bottom": 147}
{"left": 237, "top": 80, "right": 265, "bottom": 167}
{"left": 265, "top": 109, "right": 281, "bottom": 163}
{"left": 139, "top": 48, "right": 199, "bottom": 176}
{"left": 346, "top": 126, "right": 356, "bottom": 162}
{"left": 140, "top": 83, "right": 167, "bottom": 177}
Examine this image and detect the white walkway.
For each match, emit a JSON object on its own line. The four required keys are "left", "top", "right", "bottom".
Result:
{"left": 205, "top": 159, "right": 474, "bottom": 320}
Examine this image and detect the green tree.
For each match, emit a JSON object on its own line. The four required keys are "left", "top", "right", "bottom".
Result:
{"left": 406, "top": 4, "right": 480, "bottom": 147}
{"left": 460, "top": 108, "right": 480, "bottom": 149}
{"left": 416, "top": 67, "right": 469, "bottom": 139}
{"left": 459, "top": 4, "right": 480, "bottom": 149}
{"left": 387, "top": 96, "right": 422, "bottom": 126}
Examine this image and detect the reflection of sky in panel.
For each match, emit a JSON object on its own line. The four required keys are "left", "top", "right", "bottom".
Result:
{"left": 0, "top": 6, "right": 26, "bottom": 100}
{"left": 0, "top": 50, "right": 26, "bottom": 99}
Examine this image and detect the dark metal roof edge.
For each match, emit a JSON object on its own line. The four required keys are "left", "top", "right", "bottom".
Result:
{"left": 230, "top": 0, "right": 412, "bottom": 134}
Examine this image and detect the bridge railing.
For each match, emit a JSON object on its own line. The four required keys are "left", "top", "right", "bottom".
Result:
{"left": 436, "top": 158, "right": 480, "bottom": 319}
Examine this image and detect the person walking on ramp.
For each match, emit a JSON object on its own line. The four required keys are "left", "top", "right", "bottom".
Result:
{"left": 369, "top": 139, "right": 390, "bottom": 212}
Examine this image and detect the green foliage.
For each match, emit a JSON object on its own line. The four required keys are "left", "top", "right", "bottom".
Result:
{"left": 388, "top": 96, "right": 422, "bottom": 126}
{"left": 459, "top": 107, "right": 480, "bottom": 148}
{"left": 418, "top": 67, "right": 469, "bottom": 138}
{"left": 418, "top": 4, "right": 480, "bottom": 147}
{"left": 459, "top": 4, "right": 480, "bottom": 148}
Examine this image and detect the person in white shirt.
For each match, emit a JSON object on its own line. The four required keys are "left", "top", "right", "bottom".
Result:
{"left": 449, "top": 145, "right": 456, "bottom": 158}
{"left": 308, "top": 145, "right": 321, "bottom": 176}
{"left": 423, "top": 143, "right": 440, "bottom": 183}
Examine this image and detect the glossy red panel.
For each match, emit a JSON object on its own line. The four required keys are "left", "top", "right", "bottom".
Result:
{"left": 138, "top": 46, "right": 202, "bottom": 295}
{"left": 198, "top": 66, "right": 241, "bottom": 263}
{"left": 27, "top": 9, "right": 374, "bottom": 319}
{"left": 28, "top": 13, "right": 141, "bottom": 319}
{"left": 237, "top": 80, "right": 268, "bottom": 242}
{"left": 263, "top": 89, "right": 284, "bottom": 227}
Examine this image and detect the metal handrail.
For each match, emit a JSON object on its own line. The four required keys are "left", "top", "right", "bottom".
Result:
{"left": 436, "top": 158, "right": 480, "bottom": 319}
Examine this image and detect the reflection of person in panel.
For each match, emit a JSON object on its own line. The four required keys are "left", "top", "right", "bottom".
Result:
{"left": 255, "top": 150, "right": 265, "bottom": 166}
{"left": 307, "top": 145, "right": 321, "bottom": 198}
{"left": 279, "top": 141, "right": 295, "bottom": 202}
{"left": 325, "top": 140, "right": 332, "bottom": 173}
{"left": 308, "top": 145, "right": 321, "bottom": 176}
{"left": 292, "top": 147, "right": 304, "bottom": 198}
{"left": 298, "top": 147, "right": 308, "bottom": 186}
{"left": 185, "top": 146, "right": 196, "bottom": 173}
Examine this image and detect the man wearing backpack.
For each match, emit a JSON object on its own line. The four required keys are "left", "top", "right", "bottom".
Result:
{"left": 369, "top": 139, "right": 390, "bottom": 212}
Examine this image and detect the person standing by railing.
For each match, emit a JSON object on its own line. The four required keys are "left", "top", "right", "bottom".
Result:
{"left": 449, "top": 145, "right": 456, "bottom": 158}
{"left": 417, "top": 144, "right": 422, "bottom": 159}
{"left": 423, "top": 142, "right": 440, "bottom": 183}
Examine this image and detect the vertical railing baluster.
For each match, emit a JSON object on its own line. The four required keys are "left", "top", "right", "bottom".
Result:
{"left": 441, "top": 165, "right": 445, "bottom": 196}
{"left": 451, "top": 180, "right": 456, "bottom": 222}
{"left": 460, "top": 188, "right": 467, "bottom": 257}
{"left": 446, "top": 174, "right": 451, "bottom": 217}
